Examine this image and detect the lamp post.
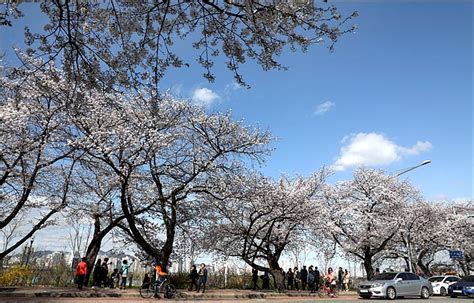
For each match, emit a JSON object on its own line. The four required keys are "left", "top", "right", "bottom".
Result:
{"left": 394, "top": 160, "right": 431, "bottom": 273}
{"left": 395, "top": 160, "right": 431, "bottom": 177}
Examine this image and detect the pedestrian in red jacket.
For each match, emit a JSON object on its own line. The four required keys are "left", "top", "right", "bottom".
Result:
{"left": 76, "top": 257, "right": 88, "bottom": 289}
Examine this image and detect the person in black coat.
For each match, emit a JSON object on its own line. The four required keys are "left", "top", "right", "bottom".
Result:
{"left": 261, "top": 271, "right": 270, "bottom": 290}
{"left": 188, "top": 265, "right": 198, "bottom": 291}
{"left": 337, "top": 267, "right": 344, "bottom": 291}
{"left": 286, "top": 268, "right": 294, "bottom": 290}
{"left": 314, "top": 266, "right": 321, "bottom": 290}
{"left": 101, "top": 258, "right": 109, "bottom": 288}
{"left": 252, "top": 268, "right": 258, "bottom": 290}
{"left": 141, "top": 273, "right": 151, "bottom": 289}
{"left": 196, "top": 263, "right": 208, "bottom": 293}
{"left": 300, "top": 265, "right": 308, "bottom": 290}
{"left": 92, "top": 258, "right": 102, "bottom": 287}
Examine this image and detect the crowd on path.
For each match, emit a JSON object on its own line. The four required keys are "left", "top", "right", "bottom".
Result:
{"left": 74, "top": 257, "right": 134, "bottom": 290}
{"left": 75, "top": 256, "right": 351, "bottom": 294}
{"left": 275, "top": 266, "right": 351, "bottom": 293}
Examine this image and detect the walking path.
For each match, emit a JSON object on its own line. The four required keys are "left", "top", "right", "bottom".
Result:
{"left": 0, "top": 287, "right": 357, "bottom": 300}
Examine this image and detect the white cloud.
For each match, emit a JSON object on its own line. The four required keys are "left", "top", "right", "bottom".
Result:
{"left": 170, "top": 84, "right": 183, "bottom": 96}
{"left": 332, "top": 132, "right": 432, "bottom": 171}
{"left": 314, "top": 101, "right": 336, "bottom": 115}
{"left": 398, "top": 141, "right": 432, "bottom": 155}
{"left": 225, "top": 82, "right": 242, "bottom": 91}
{"left": 191, "top": 87, "right": 220, "bottom": 107}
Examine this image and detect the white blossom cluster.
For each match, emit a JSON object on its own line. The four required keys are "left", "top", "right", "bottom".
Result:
{"left": 7, "top": 1, "right": 357, "bottom": 90}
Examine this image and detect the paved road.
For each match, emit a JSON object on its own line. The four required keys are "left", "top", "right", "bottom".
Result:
{"left": 0, "top": 296, "right": 471, "bottom": 303}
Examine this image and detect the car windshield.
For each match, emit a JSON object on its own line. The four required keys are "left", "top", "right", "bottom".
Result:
{"left": 429, "top": 277, "right": 444, "bottom": 282}
{"left": 461, "top": 276, "right": 474, "bottom": 282}
{"left": 371, "top": 273, "right": 397, "bottom": 280}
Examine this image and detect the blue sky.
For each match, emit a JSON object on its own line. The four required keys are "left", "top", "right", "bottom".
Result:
{"left": 1, "top": 1, "right": 472, "bottom": 205}
{"left": 160, "top": 1, "right": 473, "bottom": 201}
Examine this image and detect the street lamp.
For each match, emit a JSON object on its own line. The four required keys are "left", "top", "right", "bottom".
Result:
{"left": 395, "top": 160, "right": 431, "bottom": 177}
{"left": 394, "top": 160, "right": 431, "bottom": 273}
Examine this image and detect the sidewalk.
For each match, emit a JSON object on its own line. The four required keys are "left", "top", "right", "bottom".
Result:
{"left": 0, "top": 287, "right": 358, "bottom": 299}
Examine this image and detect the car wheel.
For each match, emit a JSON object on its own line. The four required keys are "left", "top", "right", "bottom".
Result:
{"left": 440, "top": 287, "right": 447, "bottom": 296}
{"left": 386, "top": 287, "right": 397, "bottom": 300}
{"left": 420, "top": 286, "right": 430, "bottom": 299}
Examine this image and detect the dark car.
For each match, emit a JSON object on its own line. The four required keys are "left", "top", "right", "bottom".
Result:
{"left": 448, "top": 275, "right": 474, "bottom": 298}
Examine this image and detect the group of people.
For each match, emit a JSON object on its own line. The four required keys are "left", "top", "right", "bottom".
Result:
{"left": 187, "top": 263, "right": 208, "bottom": 293}
{"left": 281, "top": 266, "right": 351, "bottom": 292}
{"left": 91, "top": 257, "right": 111, "bottom": 288}
{"left": 252, "top": 268, "right": 270, "bottom": 290}
{"left": 77, "top": 257, "right": 352, "bottom": 294}
{"left": 75, "top": 257, "right": 133, "bottom": 290}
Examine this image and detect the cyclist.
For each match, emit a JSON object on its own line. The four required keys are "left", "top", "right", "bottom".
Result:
{"left": 154, "top": 261, "right": 168, "bottom": 283}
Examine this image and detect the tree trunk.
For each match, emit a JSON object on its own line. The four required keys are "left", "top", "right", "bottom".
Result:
{"left": 416, "top": 249, "right": 432, "bottom": 276}
{"left": 120, "top": 181, "right": 161, "bottom": 263}
{"left": 269, "top": 269, "right": 285, "bottom": 292}
{"left": 268, "top": 256, "right": 285, "bottom": 292}
{"left": 363, "top": 258, "right": 374, "bottom": 280}
{"left": 416, "top": 260, "right": 431, "bottom": 276}
{"left": 458, "top": 258, "right": 471, "bottom": 276}
{"left": 160, "top": 221, "right": 176, "bottom": 272}
{"left": 84, "top": 215, "right": 101, "bottom": 285}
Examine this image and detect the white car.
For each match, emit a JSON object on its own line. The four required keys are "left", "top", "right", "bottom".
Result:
{"left": 429, "top": 275, "right": 461, "bottom": 296}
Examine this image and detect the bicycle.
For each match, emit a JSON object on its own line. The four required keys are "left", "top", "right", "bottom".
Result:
{"left": 139, "top": 276, "right": 177, "bottom": 299}
{"left": 318, "top": 283, "right": 339, "bottom": 298}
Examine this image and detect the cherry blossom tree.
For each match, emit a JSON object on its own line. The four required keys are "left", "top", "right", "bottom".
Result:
{"left": 201, "top": 170, "right": 327, "bottom": 291}
{"left": 64, "top": 160, "right": 130, "bottom": 283}
{"left": 0, "top": 60, "right": 80, "bottom": 260}
{"left": 445, "top": 201, "right": 473, "bottom": 276}
{"left": 318, "top": 168, "right": 422, "bottom": 280}
{"left": 2, "top": 1, "right": 357, "bottom": 90}
{"left": 384, "top": 201, "right": 448, "bottom": 276}
{"left": 70, "top": 90, "right": 271, "bottom": 270}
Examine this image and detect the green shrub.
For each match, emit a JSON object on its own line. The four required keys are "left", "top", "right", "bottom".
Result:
{"left": 169, "top": 272, "right": 190, "bottom": 289}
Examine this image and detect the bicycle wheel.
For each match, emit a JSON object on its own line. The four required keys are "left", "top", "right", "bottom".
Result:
{"left": 317, "top": 288, "right": 326, "bottom": 298}
{"left": 164, "top": 284, "right": 177, "bottom": 299}
{"left": 139, "top": 283, "right": 156, "bottom": 299}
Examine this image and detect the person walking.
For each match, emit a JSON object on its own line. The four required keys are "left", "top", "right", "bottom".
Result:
{"left": 196, "top": 263, "right": 208, "bottom": 293}
{"left": 252, "top": 268, "right": 258, "bottom": 290}
{"left": 300, "top": 265, "right": 308, "bottom": 291}
{"left": 119, "top": 260, "right": 132, "bottom": 289}
{"left": 294, "top": 267, "right": 300, "bottom": 291}
{"left": 337, "top": 267, "right": 344, "bottom": 291}
{"left": 262, "top": 271, "right": 270, "bottom": 289}
{"left": 314, "top": 266, "right": 321, "bottom": 291}
{"left": 141, "top": 273, "right": 151, "bottom": 289}
{"left": 286, "top": 268, "right": 294, "bottom": 290}
{"left": 308, "top": 266, "right": 315, "bottom": 293}
{"left": 188, "top": 265, "right": 198, "bottom": 291}
{"left": 76, "top": 257, "right": 88, "bottom": 290}
{"left": 101, "top": 258, "right": 109, "bottom": 288}
{"left": 92, "top": 258, "right": 101, "bottom": 287}
{"left": 343, "top": 269, "right": 350, "bottom": 291}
